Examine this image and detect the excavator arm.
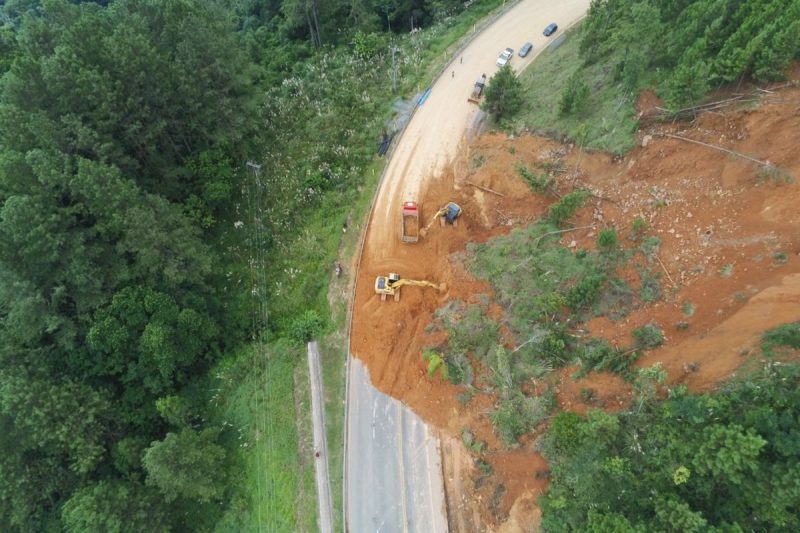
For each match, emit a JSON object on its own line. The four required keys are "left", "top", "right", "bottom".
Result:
{"left": 393, "top": 279, "right": 445, "bottom": 291}
{"left": 419, "top": 207, "right": 447, "bottom": 237}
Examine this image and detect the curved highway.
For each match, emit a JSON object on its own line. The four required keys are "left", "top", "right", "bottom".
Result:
{"left": 345, "top": 1, "right": 591, "bottom": 531}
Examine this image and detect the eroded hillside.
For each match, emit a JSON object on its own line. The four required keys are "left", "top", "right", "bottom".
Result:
{"left": 350, "top": 75, "right": 800, "bottom": 530}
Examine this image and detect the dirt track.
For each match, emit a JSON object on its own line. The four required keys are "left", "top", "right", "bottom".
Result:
{"left": 351, "top": 2, "right": 800, "bottom": 528}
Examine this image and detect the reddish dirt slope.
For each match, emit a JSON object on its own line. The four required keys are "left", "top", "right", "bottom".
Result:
{"left": 350, "top": 80, "right": 800, "bottom": 529}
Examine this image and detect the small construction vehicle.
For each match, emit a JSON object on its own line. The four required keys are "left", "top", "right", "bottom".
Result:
{"left": 400, "top": 200, "right": 420, "bottom": 243}
{"left": 467, "top": 74, "right": 487, "bottom": 104}
{"left": 419, "top": 202, "right": 461, "bottom": 237}
{"left": 374, "top": 273, "right": 446, "bottom": 302}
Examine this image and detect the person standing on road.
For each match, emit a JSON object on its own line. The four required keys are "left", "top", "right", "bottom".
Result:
{"left": 452, "top": 70, "right": 455, "bottom": 78}
{"left": 460, "top": 56, "right": 463, "bottom": 64}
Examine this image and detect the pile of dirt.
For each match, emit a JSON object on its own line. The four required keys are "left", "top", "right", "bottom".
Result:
{"left": 350, "top": 80, "right": 800, "bottom": 530}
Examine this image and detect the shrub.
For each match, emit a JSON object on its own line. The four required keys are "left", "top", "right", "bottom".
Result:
{"left": 638, "top": 269, "right": 661, "bottom": 303}
{"left": 631, "top": 216, "right": 648, "bottom": 239}
{"left": 516, "top": 165, "right": 554, "bottom": 194}
{"left": 548, "top": 189, "right": 590, "bottom": 226}
{"left": 633, "top": 324, "right": 664, "bottom": 349}
{"left": 287, "top": 310, "right": 326, "bottom": 343}
{"left": 761, "top": 322, "right": 800, "bottom": 356}
{"left": 559, "top": 71, "right": 591, "bottom": 116}
{"left": 422, "top": 350, "right": 447, "bottom": 379}
{"left": 597, "top": 228, "right": 619, "bottom": 250}
{"left": 490, "top": 391, "right": 555, "bottom": 447}
{"left": 566, "top": 272, "right": 606, "bottom": 311}
{"left": 576, "top": 338, "right": 634, "bottom": 377}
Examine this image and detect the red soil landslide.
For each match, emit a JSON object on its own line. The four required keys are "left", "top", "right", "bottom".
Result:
{"left": 350, "top": 77, "right": 800, "bottom": 530}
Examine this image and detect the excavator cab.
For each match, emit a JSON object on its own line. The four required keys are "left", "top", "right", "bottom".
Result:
{"left": 443, "top": 202, "right": 461, "bottom": 225}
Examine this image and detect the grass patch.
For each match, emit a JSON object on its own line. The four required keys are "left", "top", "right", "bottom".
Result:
{"left": 761, "top": 322, "right": 800, "bottom": 357}
{"left": 512, "top": 23, "right": 638, "bottom": 155}
{"left": 211, "top": 342, "right": 315, "bottom": 531}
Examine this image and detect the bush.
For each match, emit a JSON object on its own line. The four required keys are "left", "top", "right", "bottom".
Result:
{"left": 422, "top": 349, "right": 447, "bottom": 379}
{"left": 490, "top": 391, "right": 555, "bottom": 447}
{"left": 597, "top": 228, "right": 619, "bottom": 249}
{"left": 631, "top": 216, "right": 648, "bottom": 239}
{"left": 566, "top": 272, "right": 606, "bottom": 311}
{"left": 547, "top": 189, "right": 590, "bottom": 226}
{"left": 638, "top": 269, "right": 661, "bottom": 303}
{"left": 633, "top": 324, "right": 664, "bottom": 349}
{"left": 761, "top": 322, "right": 800, "bottom": 356}
{"left": 287, "top": 310, "right": 326, "bottom": 343}
{"left": 559, "top": 70, "right": 591, "bottom": 116}
{"left": 576, "top": 338, "right": 635, "bottom": 377}
{"left": 516, "top": 165, "right": 554, "bottom": 194}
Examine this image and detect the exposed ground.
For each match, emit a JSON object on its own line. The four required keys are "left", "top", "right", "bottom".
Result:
{"left": 350, "top": 72, "right": 800, "bottom": 531}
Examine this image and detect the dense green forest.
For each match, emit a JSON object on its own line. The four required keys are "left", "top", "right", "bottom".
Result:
{"left": 540, "top": 324, "right": 800, "bottom": 531}
{"left": 578, "top": 0, "right": 800, "bottom": 107}
{"left": 0, "top": 0, "right": 508, "bottom": 529}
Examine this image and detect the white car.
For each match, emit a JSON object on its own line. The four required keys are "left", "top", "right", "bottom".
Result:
{"left": 496, "top": 48, "right": 514, "bottom": 67}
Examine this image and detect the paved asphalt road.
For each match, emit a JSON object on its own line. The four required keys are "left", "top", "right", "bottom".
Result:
{"left": 346, "top": 359, "right": 447, "bottom": 533}
{"left": 308, "top": 341, "right": 334, "bottom": 533}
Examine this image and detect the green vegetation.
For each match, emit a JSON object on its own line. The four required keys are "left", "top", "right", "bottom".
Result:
{"left": 435, "top": 207, "right": 668, "bottom": 441}
{"left": 482, "top": 63, "right": 525, "bottom": 124}
{"left": 514, "top": 0, "right": 800, "bottom": 153}
{"left": 516, "top": 165, "right": 554, "bottom": 194}
{"left": 761, "top": 321, "right": 800, "bottom": 356}
{"left": 540, "top": 360, "right": 800, "bottom": 531}
{"left": 596, "top": 228, "right": 619, "bottom": 250}
{"left": 632, "top": 324, "right": 665, "bottom": 349}
{"left": 0, "top": 0, "right": 516, "bottom": 528}
{"left": 547, "top": 189, "right": 590, "bottom": 226}
{"left": 513, "top": 25, "right": 639, "bottom": 154}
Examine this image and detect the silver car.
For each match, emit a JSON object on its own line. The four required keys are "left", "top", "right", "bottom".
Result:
{"left": 496, "top": 47, "right": 514, "bottom": 67}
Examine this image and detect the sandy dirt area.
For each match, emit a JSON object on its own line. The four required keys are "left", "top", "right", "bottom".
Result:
{"left": 351, "top": 8, "right": 800, "bottom": 531}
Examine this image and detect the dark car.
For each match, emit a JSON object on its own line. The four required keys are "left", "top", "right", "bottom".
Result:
{"left": 543, "top": 23, "right": 558, "bottom": 36}
{"left": 519, "top": 42, "right": 533, "bottom": 57}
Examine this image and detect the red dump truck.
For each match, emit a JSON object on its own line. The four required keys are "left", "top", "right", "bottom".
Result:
{"left": 400, "top": 201, "right": 420, "bottom": 243}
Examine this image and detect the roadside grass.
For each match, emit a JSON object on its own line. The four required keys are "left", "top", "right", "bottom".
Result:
{"left": 211, "top": 342, "right": 315, "bottom": 532}
{"left": 511, "top": 23, "right": 639, "bottom": 155}
{"left": 224, "top": 0, "right": 545, "bottom": 525}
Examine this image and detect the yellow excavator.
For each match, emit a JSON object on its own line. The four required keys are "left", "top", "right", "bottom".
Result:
{"left": 374, "top": 273, "right": 446, "bottom": 302}
{"left": 419, "top": 202, "right": 462, "bottom": 237}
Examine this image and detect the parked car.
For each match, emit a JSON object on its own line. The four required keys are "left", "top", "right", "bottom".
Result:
{"left": 496, "top": 47, "right": 514, "bottom": 67}
{"left": 543, "top": 23, "right": 558, "bottom": 36}
{"left": 519, "top": 42, "right": 533, "bottom": 57}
